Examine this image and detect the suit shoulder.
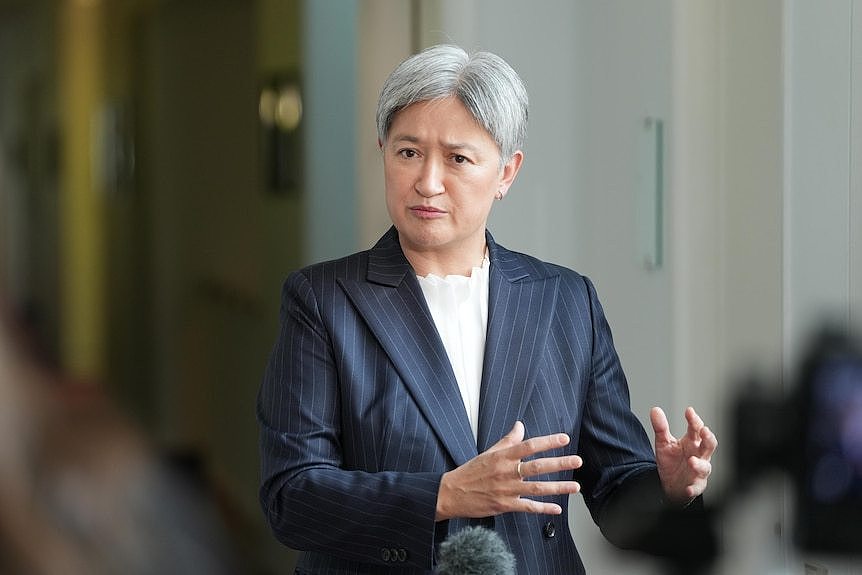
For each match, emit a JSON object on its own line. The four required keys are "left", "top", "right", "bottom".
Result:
{"left": 544, "top": 261, "right": 596, "bottom": 305}
{"left": 289, "top": 250, "right": 370, "bottom": 285}
{"left": 496, "top": 245, "right": 589, "bottom": 286}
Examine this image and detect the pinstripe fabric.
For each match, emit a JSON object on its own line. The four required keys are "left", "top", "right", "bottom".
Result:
{"left": 258, "top": 227, "right": 658, "bottom": 574}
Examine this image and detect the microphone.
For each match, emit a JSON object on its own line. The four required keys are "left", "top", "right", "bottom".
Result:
{"left": 436, "top": 525, "right": 516, "bottom": 575}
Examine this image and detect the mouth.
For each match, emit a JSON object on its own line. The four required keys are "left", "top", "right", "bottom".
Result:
{"left": 409, "top": 205, "right": 447, "bottom": 218}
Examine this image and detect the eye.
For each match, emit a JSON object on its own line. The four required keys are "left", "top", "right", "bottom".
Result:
{"left": 452, "top": 154, "right": 468, "bottom": 164}
{"left": 397, "top": 148, "right": 418, "bottom": 159}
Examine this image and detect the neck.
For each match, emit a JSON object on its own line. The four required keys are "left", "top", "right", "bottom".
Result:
{"left": 401, "top": 241, "right": 488, "bottom": 278}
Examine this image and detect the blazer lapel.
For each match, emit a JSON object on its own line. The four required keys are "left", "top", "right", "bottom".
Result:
{"left": 339, "top": 228, "right": 478, "bottom": 467}
{"left": 477, "top": 234, "right": 560, "bottom": 452}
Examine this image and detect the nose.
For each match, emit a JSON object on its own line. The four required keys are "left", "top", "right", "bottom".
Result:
{"left": 415, "top": 157, "right": 445, "bottom": 197}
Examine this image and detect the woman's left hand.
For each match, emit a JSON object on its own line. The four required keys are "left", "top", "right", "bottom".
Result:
{"left": 650, "top": 406, "right": 718, "bottom": 505}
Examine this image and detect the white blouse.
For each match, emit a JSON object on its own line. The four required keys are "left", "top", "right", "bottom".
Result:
{"left": 417, "top": 256, "right": 490, "bottom": 442}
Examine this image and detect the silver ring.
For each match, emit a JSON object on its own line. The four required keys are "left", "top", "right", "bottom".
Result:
{"left": 516, "top": 461, "right": 524, "bottom": 479}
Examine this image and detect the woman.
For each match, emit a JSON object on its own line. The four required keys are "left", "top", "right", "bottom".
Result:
{"left": 258, "top": 44, "right": 717, "bottom": 574}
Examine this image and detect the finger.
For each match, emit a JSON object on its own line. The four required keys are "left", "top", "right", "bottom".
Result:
{"left": 513, "top": 498, "right": 565, "bottom": 516}
{"left": 684, "top": 407, "right": 705, "bottom": 442}
{"left": 682, "top": 484, "right": 700, "bottom": 500}
{"left": 507, "top": 432, "right": 571, "bottom": 461}
{"left": 698, "top": 426, "right": 718, "bottom": 460}
{"left": 518, "top": 455, "right": 583, "bottom": 479}
{"left": 649, "top": 406, "right": 675, "bottom": 444}
{"left": 685, "top": 406, "right": 705, "bottom": 427}
{"left": 511, "top": 480, "right": 583, "bottom": 515}
{"left": 519, "top": 479, "right": 582, "bottom": 499}
{"left": 687, "top": 455, "right": 713, "bottom": 478}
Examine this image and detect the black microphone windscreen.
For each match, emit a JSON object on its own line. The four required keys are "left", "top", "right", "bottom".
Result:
{"left": 436, "top": 525, "right": 516, "bottom": 575}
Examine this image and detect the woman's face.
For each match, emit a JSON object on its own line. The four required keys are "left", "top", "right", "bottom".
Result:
{"left": 382, "top": 97, "right": 522, "bottom": 270}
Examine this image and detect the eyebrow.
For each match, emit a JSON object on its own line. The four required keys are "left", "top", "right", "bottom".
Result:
{"left": 389, "top": 134, "right": 482, "bottom": 155}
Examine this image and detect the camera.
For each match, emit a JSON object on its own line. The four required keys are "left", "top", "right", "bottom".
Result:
{"left": 734, "top": 326, "right": 862, "bottom": 554}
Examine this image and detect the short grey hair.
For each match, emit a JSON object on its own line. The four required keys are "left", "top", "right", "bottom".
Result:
{"left": 376, "top": 44, "right": 529, "bottom": 163}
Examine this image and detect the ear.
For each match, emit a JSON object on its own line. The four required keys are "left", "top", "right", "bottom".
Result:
{"left": 497, "top": 150, "right": 524, "bottom": 198}
{"left": 377, "top": 137, "right": 383, "bottom": 150}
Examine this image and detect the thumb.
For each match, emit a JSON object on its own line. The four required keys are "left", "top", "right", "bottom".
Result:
{"left": 487, "top": 421, "right": 525, "bottom": 453}
{"left": 650, "top": 407, "right": 674, "bottom": 444}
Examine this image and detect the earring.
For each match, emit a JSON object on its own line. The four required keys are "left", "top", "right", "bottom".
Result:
{"left": 495, "top": 191, "right": 504, "bottom": 200}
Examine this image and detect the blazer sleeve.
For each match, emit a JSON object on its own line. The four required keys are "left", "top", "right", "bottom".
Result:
{"left": 257, "top": 271, "right": 442, "bottom": 569}
{"left": 573, "top": 275, "right": 711, "bottom": 557}
{"left": 569, "top": 275, "right": 657, "bottom": 502}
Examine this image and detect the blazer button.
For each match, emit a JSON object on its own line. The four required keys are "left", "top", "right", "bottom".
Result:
{"left": 397, "top": 549, "right": 408, "bottom": 562}
{"left": 543, "top": 521, "right": 556, "bottom": 539}
{"left": 381, "top": 548, "right": 391, "bottom": 562}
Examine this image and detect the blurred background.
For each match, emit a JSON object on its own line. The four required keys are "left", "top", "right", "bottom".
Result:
{"left": 0, "top": 0, "right": 859, "bottom": 573}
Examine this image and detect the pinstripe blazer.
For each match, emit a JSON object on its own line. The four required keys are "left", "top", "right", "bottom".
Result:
{"left": 258, "top": 227, "right": 659, "bottom": 574}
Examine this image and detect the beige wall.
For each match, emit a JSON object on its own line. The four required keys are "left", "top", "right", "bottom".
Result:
{"left": 356, "top": 1, "right": 413, "bottom": 247}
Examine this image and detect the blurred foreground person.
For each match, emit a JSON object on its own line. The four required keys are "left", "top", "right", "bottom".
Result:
{"left": 0, "top": 309, "right": 238, "bottom": 575}
{"left": 258, "top": 44, "right": 718, "bottom": 574}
